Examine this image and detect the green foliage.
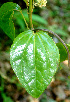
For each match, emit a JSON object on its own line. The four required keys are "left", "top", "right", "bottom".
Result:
{"left": 10, "top": 30, "right": 59, "bottom": 98}
{"left": 40, "top": 0, "right": 70, "bottom": 38}
{"left": 0, "top": 77, "right": 13, "bottom": 102}
{"left": 56, "top": 43, "right": 67, "bottom": 62}
{"left": 13, "top": 9, "right": 48, "bottom": 31}
{"left": 48, "top": 25, "right": 69, "bottom": 37}
{"left": 67, "top": 44, "right": 70, "bottom": 52}
{"left": 0, "top": 0, "right": 69, "bottom": 99}
{"left": 32, "top": 14, "right": 48, "bottom": 25}
{"left": 2, "top": 93, "right": 13, "bottom": 102}
{"left": 0, "top": 2, "right": 21, "bottom": 40}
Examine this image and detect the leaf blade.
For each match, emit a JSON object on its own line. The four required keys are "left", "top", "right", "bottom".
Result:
{"left": 56, "top": 43, "right": 67, "bottom": 62}
{"left": 0, "top": 2, "right": 21, "bottom": 40}
{"left": 10, "top": 30, "right": 59, "bottom": 98}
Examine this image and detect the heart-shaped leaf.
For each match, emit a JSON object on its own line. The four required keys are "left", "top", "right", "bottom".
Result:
{"left": 0, "top": 2, "right": 21, "bottom": 40}
{"left": 10, "top": 30, "right": 59, "bottom": 98}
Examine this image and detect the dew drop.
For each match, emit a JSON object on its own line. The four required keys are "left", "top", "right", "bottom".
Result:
{"left": 49, "top": 68, "right": 55, "bottom": 73}
{"left": 37, "top": 49, "right": 46, "bottom": 61}
{"left": 31, "top": 90, "right": 34, "bottom": 92}
{"left": 28, "top": 79, "right": 34, "bottom": 86}
{"left": 49, "top": 58, "right": 53, "bottom": 61}
{"left": 51, "top": 63, "right": 54, "bottom": 66}
{"left": 47, "top": 52, "right": 49, "bottom": 54}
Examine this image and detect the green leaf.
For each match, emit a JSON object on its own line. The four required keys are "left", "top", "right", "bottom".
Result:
{"left": 10, "top": 30, "right": 59, "bottom": 98}
{"left": 13, "top": 13, "right": 25, "bottom": 31}
{"left": 67, "top": 44, "right": 70, "bottom": 52}
{"left": 32, "top": 14, "right": 48, "bottom": 25}
{"left": 48, "top": 25, "right": 69, "bottom": 37}
{"left": 67, "top": 44, "right": 70, "bottom": 67}
{"left": 2, "top": 93, "right": 13, "bottom": 102}
{"left": 0, "top": 2, "right": 21, "bottom": 40}
{"left": 14, "top": 10, "right": 48, "bottom": 25}
{"left": 56, "top": 43, "right": 67, "bottom": 62}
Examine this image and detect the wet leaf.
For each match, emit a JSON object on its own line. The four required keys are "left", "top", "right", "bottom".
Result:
{"left": 10, "top": 30, "right": 59, "bottom": 98}
{"left": 0, "top": 2, "right": 21, "bottom": 40}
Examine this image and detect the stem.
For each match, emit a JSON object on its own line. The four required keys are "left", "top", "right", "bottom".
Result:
{"left": 29, "top": 0, "right": 33, "bottom": 29}
{"left": 20, "top": 11, "right": 29, "bottom": 29}
{"left": 14, "top": 9, "right": 29, "bottom": 29}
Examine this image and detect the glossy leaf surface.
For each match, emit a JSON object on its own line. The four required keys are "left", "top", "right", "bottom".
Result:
{"left": 10, "top": 30, "right": 59, "bottom": 98}
{"left": 0, "top": 2, "right": 21, "bottom": 40}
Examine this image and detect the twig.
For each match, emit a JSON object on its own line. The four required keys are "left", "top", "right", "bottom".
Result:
{"left": 14, "top": 9, "right": 29, "bottom": 30}
{"left": 28, "top": 0, "right": 33, "bottom": 29}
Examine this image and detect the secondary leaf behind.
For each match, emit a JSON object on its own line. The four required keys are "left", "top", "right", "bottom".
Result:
{"left": 0, "top": 2, "right": 21, "bottom": 40}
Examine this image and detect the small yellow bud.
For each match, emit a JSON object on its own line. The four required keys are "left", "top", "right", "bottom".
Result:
{"left": 35, "top": 0, "right": 47, "bottom": 7}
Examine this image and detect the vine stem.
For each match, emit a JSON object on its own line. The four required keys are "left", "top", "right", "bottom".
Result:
{"left": 14, "top": 9, "right": 29, "bottom": 29}
{"left": 34, "top": 28, "right": 70, "bottom": 68}
{"left": 28, "top": 0, "right": 33, "bottom": 29}
{"left": 19, "top": 11, "right": 29, "bottom": 29}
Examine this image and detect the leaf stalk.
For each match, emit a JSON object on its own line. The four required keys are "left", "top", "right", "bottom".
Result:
{"left": 28, "top": 0, "right": 33, "bottom": 29}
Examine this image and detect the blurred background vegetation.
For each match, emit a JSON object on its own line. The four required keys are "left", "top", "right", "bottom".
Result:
{"left": 0, "top": 0, "right": 70, "bottom": 102}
